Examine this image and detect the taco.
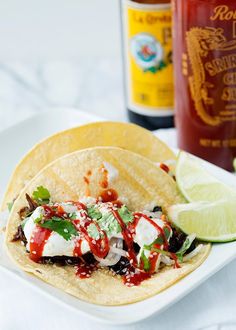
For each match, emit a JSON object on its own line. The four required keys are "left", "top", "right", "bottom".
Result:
{"left": 5, "top": 147, "right": 210, "bottom": 305}
{"left": 1, "top": 122, "right": 175, "bottom": 212}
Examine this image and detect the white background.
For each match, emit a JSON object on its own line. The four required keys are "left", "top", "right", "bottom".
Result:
{"left": 0, "top": 0, "right": 120, "bottom": 61}
{"left": 0, "top": 0, "right": 125, "bottom": 132}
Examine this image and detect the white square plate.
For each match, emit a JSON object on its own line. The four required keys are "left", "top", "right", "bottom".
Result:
{"left": 0, "top": 108, "right": 235, "bottom": 325}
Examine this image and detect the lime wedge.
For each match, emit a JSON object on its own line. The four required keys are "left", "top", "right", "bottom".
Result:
{"left": 176, "top": 151, "right": 236, "bottom": 202}
{"left": 168, "top": 200, "right": 236, "bottom": 242}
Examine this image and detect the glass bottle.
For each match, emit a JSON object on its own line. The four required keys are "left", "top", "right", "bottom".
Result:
{"left": 173, "top": 0, "right": 236, "bottom": 171}
{"left": 120, "top": 0, "right": 174, "bottom": 130}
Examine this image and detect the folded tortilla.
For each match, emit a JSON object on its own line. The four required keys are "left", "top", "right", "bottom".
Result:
{"left": 5, "top": 147, "right": 210, "bottom": 305}
{"left": 1, "top": 122, "right": 176, "bottom": 211}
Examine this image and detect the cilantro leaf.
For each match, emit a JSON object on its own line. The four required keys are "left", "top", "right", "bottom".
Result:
{"left": 153, "top": 236, "right": 164, "bottom": 245}
{"left": 51, "top": 216, "right": 64, "bottom": 222}
{"left": 143, "top": 242, "right": 171, "bottom": 258}
{"left": 118, "top": 205, "right": 133, "bottom": 224}
{"left": 87, "top": 206, "right": 102, "bottom": 220}
{"left": 151, "top": 247, "right": 171, "bottom": 257}
{"left": 32, "top": 186, "right": 50, "bottom": 205}
{"left": 142, "top": 228, "right": 171, "bottom": 251}
{"left": 34, "top": 216, "right": 43, "bottom": 224}
{"left": 95, "top": 206, "right": 133, "bottom": 237}
{"left": 39, "top": 218, "right": 78, "bottom": 241}
{"left": 7, "top": 201, "right": 14, "bottom": 212}
{"left": 87, "top": 223, "right": 100, "bottom": 239}
{"left": 97, "top": 212, "right": 121, "bottom": 236}
{"left": 176, "top": 235, "right": 196, "bottom": 262}
{"left": 141, "top": 250, "right": 150, "bottom": 272}
{"left": 69, "top": 212, "right": 77, "bottom": 220}
{"left": 143, "top": 235, "right": 164, "bottom": 250}
{"left": 164, "top": 227, "right": 171, "bottom": 240}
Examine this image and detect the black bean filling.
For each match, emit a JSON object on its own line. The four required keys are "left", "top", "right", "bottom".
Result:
{"left": 123, "top": 241, "right": 140, "bottom": 254}
{"left": 13, "top": 223, "right": 196, "bottom": 269}
{"left": 40, "top": 256, "right": 81, "bottom": 266}
{"left": 12, "top": 225, "right": 27, "bottom": 245}
{"left": 168, "top": 228, "right": 196, "bottom": 254}
{"left": 153, "top": 206, "right": 162, "bottom": 212}
{"left": 18, "top": 193, "right": 38, "bottom": 220}
{"left": 109, "top": 257, "right": 131, "bottom": 275}
{"left": 13, "top": 203, "right": 196, "bottom": 271}
{"left": 40, "top": 253, "right": 97, "bottom": 266}
{"left": 25, "top": 193, "right": 38, "bottom": 212}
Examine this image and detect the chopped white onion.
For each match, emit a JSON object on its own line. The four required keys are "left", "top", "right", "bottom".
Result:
{"left": 110, "top": 246, "right": 127, "bottom": 257}
{"left": 112, "top": 233, "right": 123, "bottom": 239}
{"left": 183, "top": 244, "right": 203, "bottom": 262}
{"left": 186, "top": 234, "right": 197, "bottom": 245}
{"left": 95, "top": 238, "right": 124, "bottom": 266}
{"left": 95, "top": 254, "right": 121, "bottom": 267}
{"left": 160, "top": 255, "right": 174, "bottom": 266}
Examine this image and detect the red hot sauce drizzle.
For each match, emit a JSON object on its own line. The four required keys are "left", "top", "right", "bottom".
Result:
{"left": 112, "top": 210, "right": 137, "bottom": 268}
{"left": 75, "top": 261, "right": 97, "bottom": 279}
{"left": 134, "top": 213, "right": 170, "bottom": 250}
{"left": 28, "top": 194, "right": 179, "bottom": 284}
{"left": 73, "top": 219, "right": 109, "bottom": 259}
{"left": 71, "top": 201, "right": 87, "bottom": 210}
{"left": 29, "top": 226, "right": 52, "bottom": 263}
{"left": 73, "top": 237, "right": 83, "bottom": 257}
{"left": 111, "top": 209, "right": 155, "bottom": 286}
{"left": 160, "top": 163, "right": 170, "bottom": 174}
{"left": 123, "top": 269, "right": 151, "bottom": 287}
{"left": 148, "top": 250, "right": 160, "bottom": 274}
{"left": 43, "top": 205, "right": 56, "bottom": 218}
{"left": 170, "top": 253, "right": 181, "bottom": 269}
{"left": 99, "top": 188, "right": 118, "bottom": 203}
{"left": 99, "top": 165, "right": 109, "bottom": 189}
{"left": 72, "top": 201, "right": 110, "bottom": 259}
{"left": 83, "top": 176, "right": 91, "bottom": 196}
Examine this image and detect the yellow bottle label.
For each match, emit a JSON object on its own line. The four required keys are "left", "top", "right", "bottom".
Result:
{"left": 122, "top": 0, "right": 174, "bottom": 116}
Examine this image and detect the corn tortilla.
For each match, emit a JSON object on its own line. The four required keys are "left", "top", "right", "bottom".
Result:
{"left": 5, "top": 147, "right": 210, "bottom": 305}
{"left": 1, "top": 122, "right": 176, "bottom": 211}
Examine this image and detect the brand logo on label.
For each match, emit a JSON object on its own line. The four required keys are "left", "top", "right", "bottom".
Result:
{"left": 186, "top": 26, "right": 236, "bottom": 126}
{"left": 210, "top": 5, "right": 236, "bottom": 21}
{"left": 130, "top": 33, "right": 164, "bottom": 73}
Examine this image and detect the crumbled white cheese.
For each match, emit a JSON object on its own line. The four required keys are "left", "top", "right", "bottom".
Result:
{"left": 22, "top": 200, "right": 168, "bottom": 265}
{"left": 43, "top": 232, "right": 76, "bottom": 256}
{"left": 23, "top": 205, "right": 91, "bottom": 256}
{"left": 42, "top": 235, "right": 90, "bottom": 257}
{"left": 30, "top": 206, "right": 44, "bottom": 222}
{"left": 24, "top": 217, "right": 36, "bottom": 251}
{"left": 24, "top": 207, "right": 45, "bottom": 250}
{"left": 134, "top": 216, "right": 163, "bottom": 246}
{"left": 60, "top": 203, "right": 78, "bottom": 214}
{"left": 97, "top": 203, "right": 111, "bottom": 215}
